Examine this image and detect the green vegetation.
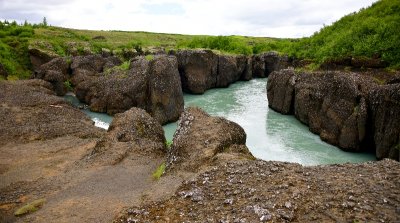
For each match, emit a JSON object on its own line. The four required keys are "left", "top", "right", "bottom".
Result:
{"left": 152, "top": 162, "right": 166, "bottom": 180}
{"left": 287, "top": 0, "right": 400, "bottom": 68}
{"left": 64, "top": 80, "right": 73, "bottom": 91}
{"left": 0, "top": 0, "right": 398, "bottom": 79}
{"left": 14, "top": 198, "right": 46, "bottom": 216}
{"left": 165, "top": 140, "right": 172, "bottom": 149}
{"left": 145, "top": 54, "right": 154, "bottom": 61}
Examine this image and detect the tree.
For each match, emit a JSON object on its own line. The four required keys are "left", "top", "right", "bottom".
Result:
{"left": 42, "top": 17, "right": 48, "bottom": 27}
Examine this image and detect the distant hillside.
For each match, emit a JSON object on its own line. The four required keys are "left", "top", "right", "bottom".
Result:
{"left": 0, "top": 0, "right": 399, "bottom": 80}
{"left": 287, "top": 0, "right": 400, "bottom": 68}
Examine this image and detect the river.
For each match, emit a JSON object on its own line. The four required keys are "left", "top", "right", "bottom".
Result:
{"left": 65, "top": 78, "right": 376, "bottom": 165}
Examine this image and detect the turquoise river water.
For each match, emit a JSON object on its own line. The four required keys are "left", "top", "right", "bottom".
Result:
{"left": 65, "top": 78, "right": 376, "bottom": 165}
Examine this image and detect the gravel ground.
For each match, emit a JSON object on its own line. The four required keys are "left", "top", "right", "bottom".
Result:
{"left": 116, "top": 159, "right": 400, "bottom": 223}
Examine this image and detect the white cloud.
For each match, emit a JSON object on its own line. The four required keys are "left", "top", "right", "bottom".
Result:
{"left": 0, "top": 0, "right": 377, "bottom": 37}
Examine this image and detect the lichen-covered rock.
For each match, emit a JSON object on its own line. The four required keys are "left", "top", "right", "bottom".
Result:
{"left": 176, "top": 50, "right": 218, "bottom": 94}
{"left": 167, "top": 107, "right": 254, "bottom": 171}
{"left": 369, "top": 83, "right": 400, "bottom": 160}
{"left": 34, "top": 57, "right": 70, "bottom": 95}
{"left": 267, "top": 68, "right": 297, "bottom": 114}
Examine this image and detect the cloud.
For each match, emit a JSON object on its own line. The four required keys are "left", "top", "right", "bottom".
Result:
{"left": 0, "top": 0, "right": 377, "bottom": 37}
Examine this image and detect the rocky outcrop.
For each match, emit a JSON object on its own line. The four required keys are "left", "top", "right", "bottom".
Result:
{"left": 85, "top": 107, "right": 166, "bottom": 166}
{"left": 74, "top": 55, "right": 184, "bottom": 124}
{"left": 267, "top": 68, "right": 297, "bottom": 114}
{"left": 33, "top": 57, "right": 70, "bottom": 95}
{"left": 176, "top": 50, "right": 260, "bottom": 93}
{"left": 167, "top": 107, "right": 254, "bottom": 171}
{"left": 176, "top": 50, "right": 218, "bottom": 94}
{"left": 267, "top": 69, "right": 399, "bottom": 160}
{"left": 253, "top": 52, "right": 290, "bottom": 78}
{"left": 369, "top": 84, "right": 400, "bottom": 160}
{"left": 0, "top": 80, "right": 103, "bottom": 143}
{"left": 28, "top": 44, "right": 59, "bottom": 72}
{"left": 147, "top": 56, "right": 184, "bottom": 124}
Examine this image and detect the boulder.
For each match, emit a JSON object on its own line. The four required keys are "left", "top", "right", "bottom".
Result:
{"left": 107, "top": 107, "right": 166, "bottom": 144}
{"left": 167, "top": 107, "right": 254, "bottom": 171}
{"left": 267, "top": 68, "right": 297, "bottom": 114}
{"left": 176, "top": 50, "right": 218, "bottom": 94}
{"left": 147, "top": 55, "right": 184, "bottom": 124}
{"left": 369, "top": 83, "right": 400, "bottom": 160}
{"left": 34, "top": 57, "right": 70, "bottom": 95}
{"left": 85, "top": 108, "right": 166, "bottom": 165}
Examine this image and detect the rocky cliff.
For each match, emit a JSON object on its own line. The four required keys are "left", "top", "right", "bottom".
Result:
{"left": 267, "top": 69, "right": 400, "bottom": 160}
{"left": 31, "top": 49, "right": 289, "bottom": 124}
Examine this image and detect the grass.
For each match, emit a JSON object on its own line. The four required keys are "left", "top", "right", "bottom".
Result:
{"left": 1, "top": 1, "right": 398, "bottom": 80}
{"left": 14, "top": 198, "right": 46, "bottom": 216}
{"left": 152, "top": 162, "right": 166, "bottom": 180}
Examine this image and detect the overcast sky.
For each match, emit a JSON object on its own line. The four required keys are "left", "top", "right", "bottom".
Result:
{"left": 0, "top": 0, "right": 377, "bottom": 38}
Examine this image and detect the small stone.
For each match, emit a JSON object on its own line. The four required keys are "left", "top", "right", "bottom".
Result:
{"left": 224, "top": 198, "right": 234, "bottom": 205}
{"left": 285, "top": 202, "right": 292, "bottom": 209}
{"left": 260, "top": 214, "right": 272, "bottom": 222}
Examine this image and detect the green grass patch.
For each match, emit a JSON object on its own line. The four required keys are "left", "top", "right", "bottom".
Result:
{"left": 165, "top": 140, "right": 172, "bottom": 149}
{"left": 152, "top": 162, "right": 166, "bottom": 180}
{"left": 14, "top": 198, "right": 46, "bottom": 216}
{"left": 145, "top": 54, "right": 154, "bottom": 61}
{"left": 64, "top": 80, "right": 73, "bottom": 91}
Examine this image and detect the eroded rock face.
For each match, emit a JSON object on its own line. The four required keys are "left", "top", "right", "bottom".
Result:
{"left": 267, "top": 68, "right": 297, "bottom": 114}
{"left": 34, "top": 57, "right": 70, "bottom": 95}
{"left": 167, "top": 107, "right": 253, "bottom": 171}
{"left": 369, "top": 84, "right": 400, "bottom": 160}
{"left": 268, "top": 69, "right": 399, "bottom": 160}
{"left": 252, "top": 52, "right": 290, "bottom": 78}
{"left": 28, "top": 46, "right": 59, "bottom": 72}
{"left": 148, "top": 55, "right": 184, "bottom": 124}
{"left": 176, "top": 50, "right": 218, "bottom": 94}
{"left": 74, "top": 55, "right": 184, "bottom": 124}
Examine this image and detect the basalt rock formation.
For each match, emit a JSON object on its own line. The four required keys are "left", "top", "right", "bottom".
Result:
{"left": 73, "top": 55, "right": 184, "bottom": 124}
{"left": 167, "top": 107, "right": 254, "bottom": 171}
{"left": 267, "top": 68, "right": 400, "bottom": 160}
